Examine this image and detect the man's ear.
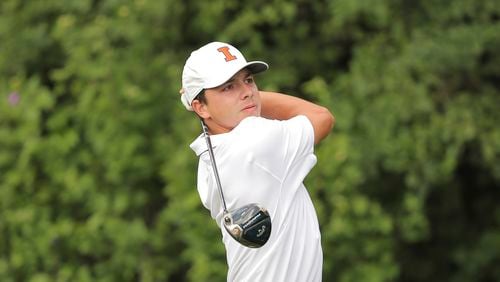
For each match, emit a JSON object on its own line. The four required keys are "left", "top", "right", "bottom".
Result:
{"left": 192, "top": 100, "right": 210, "bottom": 119}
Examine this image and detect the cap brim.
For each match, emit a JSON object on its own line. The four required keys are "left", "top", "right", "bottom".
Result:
{"left": 205, "top": 61, "right": 269, "bottom": 89}
{"left": 246, "top": 61, "right": 269, "bottom": 75}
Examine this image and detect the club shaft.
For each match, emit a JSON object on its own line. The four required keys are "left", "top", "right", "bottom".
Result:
{"left": 200, "top": 120, "right": 228, "bottom": 212}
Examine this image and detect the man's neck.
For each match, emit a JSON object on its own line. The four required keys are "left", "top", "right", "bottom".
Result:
{"left": 203, "top": 119, "right": 231, "bottom": 135}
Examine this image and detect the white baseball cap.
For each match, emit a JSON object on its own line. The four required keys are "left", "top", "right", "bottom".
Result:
{"left": 181, "top": 42, "right": 268, "bottom": 111}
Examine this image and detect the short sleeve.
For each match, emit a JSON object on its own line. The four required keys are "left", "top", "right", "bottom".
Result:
{"left": 281, "top": 115, "right": 315, "bottom": 162}
{"left": 233, "top": 115, "right": 315, "bottom": 180}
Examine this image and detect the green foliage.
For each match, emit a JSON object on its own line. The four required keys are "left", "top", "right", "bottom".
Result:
{"left": 1, "top": 0, "right": 499, "bottom": 281}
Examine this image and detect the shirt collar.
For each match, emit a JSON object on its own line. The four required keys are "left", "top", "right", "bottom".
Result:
{"left": 189, "top": 132, "right": 229, "bottom": 156}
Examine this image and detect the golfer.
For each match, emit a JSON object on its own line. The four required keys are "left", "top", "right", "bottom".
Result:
{"left": 181, "top": 41, "right": 334, "bottom": 281}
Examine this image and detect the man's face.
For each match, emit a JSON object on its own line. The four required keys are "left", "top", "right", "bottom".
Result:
{"left": 196, "top": 68, "right": 261, "bottom": 133}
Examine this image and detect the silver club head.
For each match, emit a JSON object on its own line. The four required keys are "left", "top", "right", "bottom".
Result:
{"left": 223, "top": 203, "right": 272, "bottom": 248}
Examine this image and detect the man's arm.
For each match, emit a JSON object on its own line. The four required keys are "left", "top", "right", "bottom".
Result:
{"left": 259, "top": 91, "right": 335, "bottom": 144}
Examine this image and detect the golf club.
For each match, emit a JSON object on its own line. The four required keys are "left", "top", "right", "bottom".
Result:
{"left": 200, "top": 120, "right": 272, "bottom": 248}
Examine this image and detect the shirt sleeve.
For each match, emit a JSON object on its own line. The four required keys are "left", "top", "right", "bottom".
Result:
{"left": 281, "top": 115, "right": 315, "bottom": 162}
{"left": 235, "top": 115, "right": 315, "bottom": 180}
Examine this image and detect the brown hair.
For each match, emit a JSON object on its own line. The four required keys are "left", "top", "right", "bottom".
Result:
{"left": 194, "top": 90, "right": 207, "bottom": 105}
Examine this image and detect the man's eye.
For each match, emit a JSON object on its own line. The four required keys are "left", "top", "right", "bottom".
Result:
{"left": 222, "top": 84, "right": 233, "bottom": 91}
{"left": 245, "top": 77, "right": 254, "bottom": 84}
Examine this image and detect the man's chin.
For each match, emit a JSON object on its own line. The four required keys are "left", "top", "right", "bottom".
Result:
{"left": 242, "top": 106, "right": 261, "bottom": 117}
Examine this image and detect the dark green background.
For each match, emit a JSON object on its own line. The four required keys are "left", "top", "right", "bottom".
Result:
{"left": 1, "top": 0, "right": 499, "bottom": 281}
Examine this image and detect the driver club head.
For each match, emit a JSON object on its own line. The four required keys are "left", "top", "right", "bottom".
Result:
{"left": 223, "top": 203, "right": 272, "bottom": 248}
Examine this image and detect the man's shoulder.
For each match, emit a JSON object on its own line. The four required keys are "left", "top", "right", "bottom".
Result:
{"left": 230, "top": 115, "right": 313, "bottom": 148}
{"left": 236, "top": 115, "right": 310, "bottom": 130}
{"left": 238, "top": 116, "right": 268, "bottom": 126}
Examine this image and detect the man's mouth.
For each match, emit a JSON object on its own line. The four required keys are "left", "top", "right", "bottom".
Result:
{"left": 242, "top": 104, "right": 256, "bottom": 112}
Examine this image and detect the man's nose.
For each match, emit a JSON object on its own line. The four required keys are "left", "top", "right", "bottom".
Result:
{"left": 240, "top": 82, "right": 253, "bottom": 99}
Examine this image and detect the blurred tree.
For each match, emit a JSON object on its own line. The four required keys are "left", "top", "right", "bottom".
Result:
{"left": 0, "top": 0, "right": 499, "bottom": 281}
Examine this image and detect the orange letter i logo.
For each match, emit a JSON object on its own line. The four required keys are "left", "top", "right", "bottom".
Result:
{"left": 217, "top": 46, "right": 237, "bottom": 62}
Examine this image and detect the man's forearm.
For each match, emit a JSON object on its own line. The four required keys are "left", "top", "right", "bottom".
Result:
{"left": 260, "top": 91, "right": 304, "bottom": 120}
{"left": 259, "top": 91, "right": 335, "bottom": 144}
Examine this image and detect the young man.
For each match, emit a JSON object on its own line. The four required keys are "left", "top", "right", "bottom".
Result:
{"left": 181, "top": 42, "right": 334, "bottom": 281}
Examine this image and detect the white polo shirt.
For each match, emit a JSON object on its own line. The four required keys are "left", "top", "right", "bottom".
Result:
{"left": 190, "top": 115, "right": 323, "bottom": 282}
